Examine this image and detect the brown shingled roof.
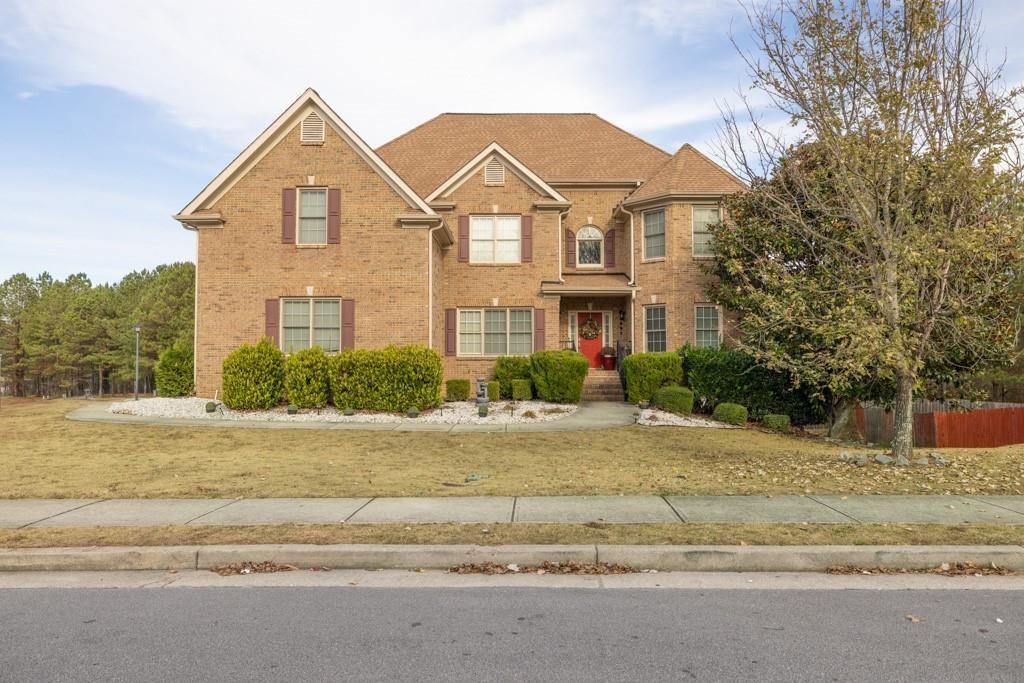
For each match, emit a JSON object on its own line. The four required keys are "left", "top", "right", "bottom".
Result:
{"left": 376, "top": 113, "right": 670, "bottom": 197}
{"left": 624, "top": 144, "right": 746, "bottom": 205}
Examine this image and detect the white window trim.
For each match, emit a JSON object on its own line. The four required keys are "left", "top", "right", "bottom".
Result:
{"left": 691, "top": 204, "right": 720, "bottom": 259}
{"left": 569, "top": 310, "right": 611, "bottom": 350}
{"left": 280, "top": 297, "right": 341, "bottom": 353}
{"left": 296, "top": 187, "right": 328, "bottom": 245}
{"left": 643, "top": 304, "right": 668, "bottom": 353}
{"left": 575, "top": 225, "right": 604, "bottom": 269}
{"left": 457, "top": 307, "right": 533, "bottom": 357}
{"left": 469, "top": 214, "right": 522, "bottom": 264}
{"left": 695, "top": 303, "right": 723, "bottom": 348}
{"left": 641, "top": 207, "right": 666, "bottom": 262}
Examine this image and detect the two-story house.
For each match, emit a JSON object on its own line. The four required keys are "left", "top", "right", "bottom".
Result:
{"left": 174, "top": 89, "right": 745, "bottom": 398}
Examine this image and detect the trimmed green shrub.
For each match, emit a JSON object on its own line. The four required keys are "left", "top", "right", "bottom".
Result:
{"left": 221, "top": 338, "right": 285, "bottom": 409}
{"left": 762, "top": 413, "right": 791, "bottom": 433}
{"left": 529, "top": 350, "right": 588, "bottom": 403}
{"left": 651, "top": 385, "right": 694, "bottom": 415}
{"left": 494, "top": 356, "right": 532, "bottom": 399}
{"left": 511, "top": 378, "right": 533, "bottom": 401}
{"left": 331, "top": 345, "right": 442, "bottom": 412}
{"left": 445, "top": 379, "right": 471, "bottom": 401}
{"left": 284, "top": 346, "right": 331, "bottom": 409}
{"left": 621, "top": 352, "right": 683, "bottom": 403}
{"left": 486, "top": 380, "right": 501, "bottom": 401}
{"left": 712, "top": 402, "right": 748, "bottom": 425}
{"left": 155, "top": 342, "right": 193, "bottom": 397}
{"left": 681, "top": 345, "right": 825, "bottom": 424}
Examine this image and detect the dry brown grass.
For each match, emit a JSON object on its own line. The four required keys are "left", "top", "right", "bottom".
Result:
{"left": 1, "top": 522, "right": 1022, "bottom": 549}
{"left": 1, "top": 397, "right": 1022, "bottom": 498}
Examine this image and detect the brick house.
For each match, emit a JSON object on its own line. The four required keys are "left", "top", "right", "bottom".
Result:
{"left": 175, "top": 89, "right": 745, "bottom": 398}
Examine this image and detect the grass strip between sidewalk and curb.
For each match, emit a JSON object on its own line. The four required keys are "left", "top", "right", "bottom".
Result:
{"left": 2, "top": 522, "right": 1024, "bottom": 549}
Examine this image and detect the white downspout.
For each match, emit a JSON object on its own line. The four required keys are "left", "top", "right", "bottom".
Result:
{"left": 557, "top": 208, "right": 570, "bottom": 283}
{"left": 193, "top": 229, "right": 199, "bottom": 392}
{"left": 427, "top": 224, "right": 444, "bottom": 348}
{"left": 627, "top": 209, "right": 636, "bottom": 286}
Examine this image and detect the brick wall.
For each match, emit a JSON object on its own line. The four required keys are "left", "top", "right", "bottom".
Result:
{"left": 194, "top": 120, "right": 432, "bottom": 396}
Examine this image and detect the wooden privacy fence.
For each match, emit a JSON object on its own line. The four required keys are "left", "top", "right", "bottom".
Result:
{"left": 856, "top": 400, "right": 1024, "bottom": 448}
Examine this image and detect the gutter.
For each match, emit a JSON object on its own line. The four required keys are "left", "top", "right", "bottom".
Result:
{"left": 557, "top": 207, "right": 570, "bottom": 283}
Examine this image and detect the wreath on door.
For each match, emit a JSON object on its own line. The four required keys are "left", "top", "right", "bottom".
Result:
{"left": 579, "top": 318, "right": 601, "bottom": 340}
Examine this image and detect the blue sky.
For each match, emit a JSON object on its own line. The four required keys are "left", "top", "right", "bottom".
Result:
{"left": 1, "top": 0, "right": 1021, "bottom": 283}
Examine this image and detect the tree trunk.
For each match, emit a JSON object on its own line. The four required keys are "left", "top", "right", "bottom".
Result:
{"left": 891, "top": 374, "right": 915, "bottom": 461}
{"left": 828, "top": 398, "right": 858, "bottom": 439}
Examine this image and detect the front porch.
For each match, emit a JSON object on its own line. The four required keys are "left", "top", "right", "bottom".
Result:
{"left": 544, "top": 276, "right": 630, "bottom": 401}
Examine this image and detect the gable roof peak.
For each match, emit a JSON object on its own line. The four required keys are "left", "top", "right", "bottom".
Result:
{"left": 176, "top": 88, "right": 435, "bottom": 219}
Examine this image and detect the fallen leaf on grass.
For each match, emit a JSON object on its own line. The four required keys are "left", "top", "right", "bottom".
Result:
{"left": 906, "top": 615, "right": 921, "bottom": 624}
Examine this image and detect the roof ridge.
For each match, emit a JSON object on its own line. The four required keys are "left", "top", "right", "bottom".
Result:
{"left": 376, "top": 112, "right": 447, "bottom": 152}
{"left": 587, "top": 113, "right": 671, "bottom": 158}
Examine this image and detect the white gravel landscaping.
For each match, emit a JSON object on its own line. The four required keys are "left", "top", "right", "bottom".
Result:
{"left": 109, "top": 397, "right": 578, "bottom": 425}
{"left": 637, "top": 408, "right": 736, "bottom": 428}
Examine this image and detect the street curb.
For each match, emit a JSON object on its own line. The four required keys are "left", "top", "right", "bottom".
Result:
{"left": 2, "top": 544, "right": 1024, "bottom": 572}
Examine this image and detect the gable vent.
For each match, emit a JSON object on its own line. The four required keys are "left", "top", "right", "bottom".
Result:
{"left": 300, "top": 112, "right": 325, "bottom": 144}
{"left": 484, "top": 157, "right": 505, "bottom": 186}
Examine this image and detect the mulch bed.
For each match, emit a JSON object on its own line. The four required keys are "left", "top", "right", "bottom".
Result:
{"left": 827, "top": 561, "right": 1013, "bottom": 576}
{"left": 449, "top": 561, "right": 638, "bottom": 575}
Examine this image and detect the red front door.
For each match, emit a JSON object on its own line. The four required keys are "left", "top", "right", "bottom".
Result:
{"left": 577, "top": 312, "right": 604, "bottom": 368}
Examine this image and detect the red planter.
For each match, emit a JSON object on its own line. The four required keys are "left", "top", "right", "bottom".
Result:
{"left": 600, "top": 354, "right": 615, "bottom": 371}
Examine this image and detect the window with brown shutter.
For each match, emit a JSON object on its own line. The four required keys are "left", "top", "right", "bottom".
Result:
{"left": 282, "top": 189, "right": 296, "bottom": 244}
{"left": 520, "top": 214, "right": 533, "bottom": 263}
{"left": 457, "top": 216, "right": 469, "bottom": 262}
{"left": 565, "top": 229, "right": 575, "bottom": 267}
{"left": 327, "top": 188, "right": 341, "bottom": 244}
{"left": 605, "top": 228, "right": 616, "bottom": 267}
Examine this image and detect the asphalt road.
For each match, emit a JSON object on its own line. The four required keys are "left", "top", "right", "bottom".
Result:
{"left": 1, "top": 585, "right": 1021, "bottom": 681}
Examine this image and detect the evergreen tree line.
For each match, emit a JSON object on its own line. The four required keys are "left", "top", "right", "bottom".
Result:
{"left": 0, "top": 263, "right": 194, "bottom": 397}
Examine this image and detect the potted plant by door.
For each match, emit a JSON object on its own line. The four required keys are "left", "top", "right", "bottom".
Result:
{"left": 600, "top": 346, "right": 616, "bottom": 370}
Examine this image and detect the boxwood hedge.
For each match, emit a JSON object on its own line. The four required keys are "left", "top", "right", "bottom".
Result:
{"left": 221, "top": 338, "right": 285, "bottom": 409}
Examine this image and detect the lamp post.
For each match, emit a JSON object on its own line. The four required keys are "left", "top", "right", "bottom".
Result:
{"left": 0, "top": 352, "right": 4, "bottom": 410}
{"left": 133, "top": 324, "right": 141, "bottom": 401}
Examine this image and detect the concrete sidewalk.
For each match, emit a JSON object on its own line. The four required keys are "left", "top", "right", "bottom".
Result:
{"left": 4, "top": 495, "right": 1024, "bottom": 528}
{"left": 66, "top": 401, "right": 637, "bottom": 433}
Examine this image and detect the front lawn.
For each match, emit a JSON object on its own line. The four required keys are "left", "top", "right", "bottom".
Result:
{"left": 1, "top": 398, "right": 1022, "bottom": 498}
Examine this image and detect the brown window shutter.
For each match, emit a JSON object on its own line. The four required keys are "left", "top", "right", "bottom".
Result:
{"left": 265, "top": 299, "right": 280, "bottom": 346}
{"left": 605, "top": 228, "right": 616, "bottom": 267}
{"left": 520, "top": 214, "right": 533, "bottom": 263}
{"left": 341, "top": 299, "right": 355, "bottom": 350}
{"left": 445, "top": 308, "right": 457, "bottom": 356}
{"left": 565, "top": 229, "right": 575, "bottom": 267}
{"left": 457, "top": 215, "right": 469, "bottom": 262}
{"left": 282, "top": 188, "right": 296, "bottom": 244}
{"left": 327, "top": 188, "right": 341, "bottom": 244}
{"left": 533, "top": 308, "right": 545, "bottom": 351}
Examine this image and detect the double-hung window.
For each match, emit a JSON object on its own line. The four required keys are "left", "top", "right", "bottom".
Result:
{"left": 470, "top": 215, "right": 521, "bottom": 263}
{"left": 282, "top": 298, "right": 340, "bottom": 352}
{"left": 644, "top": 305, "right": 667, "bottom": 352}
{"left": 458, "top": 308, "right": 532, "bottom": 355}
{"left": 643, "top": 209, "right": 665, "bottom": 259}
{"left": 692, "top": 206, "right": 720, "bottom": 257}
{"left": 695, "top": 305, "right": 721, "bottom": 348}
{"left": 298, "top": 188, "right": 327, "bottom": 244}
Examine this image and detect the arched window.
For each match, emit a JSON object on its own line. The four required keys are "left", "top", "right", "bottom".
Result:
{"left": 576, "top": 226, "right": 603, "bottom": 266}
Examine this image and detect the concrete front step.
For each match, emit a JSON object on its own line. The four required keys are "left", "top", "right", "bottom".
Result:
{"left": 582, "top": 371, "right": 624, "bottom": 401}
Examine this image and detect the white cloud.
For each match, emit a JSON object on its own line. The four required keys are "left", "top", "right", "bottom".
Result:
{"left": 0, "top": 0, "right": 745, "bottom": 147}
{"left": 14, "top": 90, "right": 35, "bottom": 99}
